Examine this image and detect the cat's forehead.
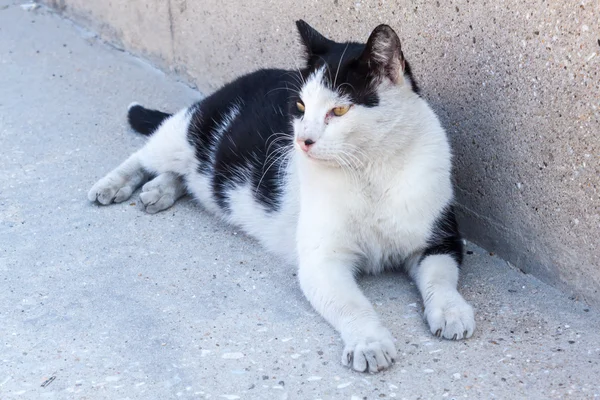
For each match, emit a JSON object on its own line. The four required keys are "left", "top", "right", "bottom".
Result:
{"left": 301, "top": 42, "right": 380, "bottom": 108}
{"left": 300, "top": 67, "right": 348, "bottom": 104}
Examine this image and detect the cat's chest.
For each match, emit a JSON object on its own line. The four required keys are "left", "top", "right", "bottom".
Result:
{"left": 298, "top": 164, "right": 434, "bottom": 267}
{"left": 340, "top": 181, "right": 431, "bottom": 263}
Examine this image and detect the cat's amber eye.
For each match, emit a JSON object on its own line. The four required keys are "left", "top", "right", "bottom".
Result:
{"left": 296, "top": 101, "right": 305, "bottom": 113}
{"left": 332, "top": 105, "right": 351, "bottom": 116}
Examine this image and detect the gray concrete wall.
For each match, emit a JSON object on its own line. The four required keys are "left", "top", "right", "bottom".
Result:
{"left": 42, "top": 0, "right": 600, "bottom": 304}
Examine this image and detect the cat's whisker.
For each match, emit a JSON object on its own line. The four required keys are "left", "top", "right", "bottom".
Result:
{"left": 264, "top": 130, "right": 286, "bottom": 144}
{"left": 256, "top": 146, "right": 293, "bottom": 195}
{"left": 265, "top": 140, "right": 290, "bottom": 159}
{"left": 337, "top": 82, "right": 356, "bottom": 93}
{"left": 263, "top": 146, "right": 289, "bottom": 168}
{"left": 265, "top": 86, "right": 299, "bottom": 97}
{"left": 334, "top": 43, "right": 350, "bottom": 91}
{"left": 281, "top": 69, "right": 303, "bottom": 83}
{"left": 336, "top": 153, "right": 360, "bottom": 184}
{"left": 345, "top": 157, "right": 363, "bottom": 184}
{"left": 340, "top": 143, "right": 372, "bottom": 166}
{"left": 259, "top": 152, "right": 286, "bottom": 186}
{"left": 264, "top": 141, "right": 294, "bottom": 167}
{"left": 293, "top": 69, "right": 305, "bottom": 87}
{"left": 333, "top": 144, "right": 365, "bottom": 169}
{"left": 284, "top": 49, "right": 306, "bottom": 86}
{"left": 338, "top": 150, "right": 361, "bottom": 171}
{"left": 346, "top": 154, "right": 364, "bottom": 170}
{"left": 265, "top": 132, "right": 291, "bottom": 155}
{"left": 266, "top": 134, "right": 290, "bottom": 147}
{"left": 342, "top": 143, "right": 369, "bottom": 159}
{"left": 283, "top": 69, "right": 305, "bottom": 89}
{"left": 276, "top": 147, "right": 294, "bottom": 179}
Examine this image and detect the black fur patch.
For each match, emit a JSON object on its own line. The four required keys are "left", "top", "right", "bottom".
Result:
{"left": 296, "top": 20, "right": 419, "bottom": 105}
{"left": 186, "top": 69, "right": 297, "bottom": 212}
{"left": 309, "top": 41, "right": 381, "bottom": 107}
{"left": 295, "top": 22, "right": 379, "bottom": 108}
{"left": 422, "top": 206, "right": 464, "bottom": 265}
{"left": 128, "top": 105, "right": 172, "bottom": 135}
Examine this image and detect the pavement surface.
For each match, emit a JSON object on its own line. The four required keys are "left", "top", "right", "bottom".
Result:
{"left": 1, "top": 3, "right": 599, "bottom": 399}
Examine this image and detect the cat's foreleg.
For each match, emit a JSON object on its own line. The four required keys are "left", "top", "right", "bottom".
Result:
{"left": 408, "top": 254, "right": 475, "bottom": 340}
{"left": 297, "top": 250, "right": 397, "bottom": 373}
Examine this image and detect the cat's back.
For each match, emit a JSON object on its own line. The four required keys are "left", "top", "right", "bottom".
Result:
{"left": 188, "top": 68, "right": 299, "bottom": 148}
{"left": 186, "top": 67, "right": 299, "bottom": 203}
{"left": 194, "top": 68, "right": 299, "bottom": 123}
{"left": 183, "top": 68, "right": 301, "bottom": 257}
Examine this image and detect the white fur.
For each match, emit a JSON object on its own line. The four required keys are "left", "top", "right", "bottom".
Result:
{"left": 407, "top": 254, "right": 475, "bottom": 339}
{"left": 206, "top": 101, "right": 241, "bottom": 166}
{"left": 287, "top": 68, "right": 475, "bottom": 372}
{"left": 138, "top": 108, "right": 196, "bottom": 175}
{"left": 89, "top": 67, "right": 475, "bottom": 373}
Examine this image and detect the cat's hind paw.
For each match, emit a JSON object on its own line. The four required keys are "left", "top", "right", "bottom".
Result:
{"left": 342, "top": 326, "right": 397, "bottom": 373}
{"left": 139, "top": 172, "right": 185, "bottom": 214}
{"left": 88, "top": 175, "right": 136, "bottom": 205}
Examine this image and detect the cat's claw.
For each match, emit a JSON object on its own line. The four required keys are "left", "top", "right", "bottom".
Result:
{"left": 341, "top": 326, "right": 397, "bottom": 373}
{"left": 425, "top": 290, "right": 475, "bottom": 340}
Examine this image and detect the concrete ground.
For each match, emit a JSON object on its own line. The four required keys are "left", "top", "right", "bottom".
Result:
{"left": 1, "top": 3, "right": 598, "bottom": 399}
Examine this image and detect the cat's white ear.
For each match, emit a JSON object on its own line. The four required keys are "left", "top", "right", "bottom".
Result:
{"left": 360, "top": 25, "right": 405, "bottom": 84}
{"left": 296, "top": 20, "right": 334, "bottom": 58}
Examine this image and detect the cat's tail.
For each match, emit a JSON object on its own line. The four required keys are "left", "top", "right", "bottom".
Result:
{"left": 127, "top": 102, "right": 172, "bottom": 136}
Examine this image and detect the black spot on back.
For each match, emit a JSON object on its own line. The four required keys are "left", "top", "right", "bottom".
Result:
{"left": 186, "top": 69, "right": 296, "bottom": 212}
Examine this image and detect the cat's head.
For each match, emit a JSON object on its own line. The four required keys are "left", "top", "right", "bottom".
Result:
{"left": 290, "top": 20, "right": 419, "bottom": 168}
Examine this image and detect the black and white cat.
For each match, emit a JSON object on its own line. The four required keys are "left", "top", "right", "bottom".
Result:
{"left": 88, "top": 21, "right": 475, "bottom": 373}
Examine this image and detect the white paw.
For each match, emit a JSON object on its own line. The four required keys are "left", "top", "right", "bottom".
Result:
{"left": 139, "top": 175, "right": 179, "bottom": 214}
{"left": 425, "top": 290, "right": 475, "bottom": 340}
{"left": 342, "top": 326, "right": 397, "bottom": 373}
{"left": 88, "top": 174, "right": 136, "bottom": 205}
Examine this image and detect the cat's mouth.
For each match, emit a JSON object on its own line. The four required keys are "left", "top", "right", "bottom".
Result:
{"left": 297, "top": 148, "right": 344, "bottom": 167}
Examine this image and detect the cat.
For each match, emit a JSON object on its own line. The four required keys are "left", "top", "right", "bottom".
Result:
{"left": 88, "top": 20, "right": 475, "bottom": 373}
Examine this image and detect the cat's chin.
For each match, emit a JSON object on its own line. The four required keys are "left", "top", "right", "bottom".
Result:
{"left": 302, "top": 153, "right": 342, "bottom": 168}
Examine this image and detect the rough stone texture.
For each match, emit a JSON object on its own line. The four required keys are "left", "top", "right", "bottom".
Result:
{"left": 1, "top": 3, "right": 600, "bottom": 399}
{"left": 39, "top": 0, "right": 600, "bottom": 304}
{"left": 43, "top": 0, "right": 174, "bottom": 64}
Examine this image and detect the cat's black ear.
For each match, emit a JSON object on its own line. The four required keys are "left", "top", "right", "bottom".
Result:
{"left": 296, "top": 20, "right": 334, "bottom": 57}
{"left": 359, "top": 25, "right": 405, "bottom": 84}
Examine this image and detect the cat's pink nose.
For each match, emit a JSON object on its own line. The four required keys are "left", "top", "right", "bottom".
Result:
{"left": 297, "top": 138, "right": 315, "bottom": 152}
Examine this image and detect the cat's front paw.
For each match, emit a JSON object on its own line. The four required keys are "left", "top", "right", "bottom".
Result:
{"left": 425, "top": 289, "right": 475, "bottom": 340}
{"left": 342, "top": 325, "right": 397, "bottom": 373}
